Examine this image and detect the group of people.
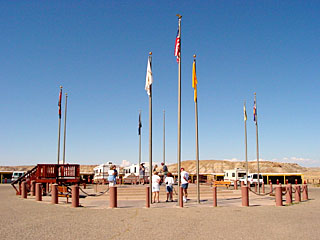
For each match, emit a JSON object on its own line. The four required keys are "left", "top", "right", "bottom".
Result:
{"left": 109, "top": 163, "right": 189, "bottom": 203}
{"left": 107, "top": 165, "right": 118, "bottom": 186}
{"left": 151, "top": 165, "right": 189, "bottom": 204}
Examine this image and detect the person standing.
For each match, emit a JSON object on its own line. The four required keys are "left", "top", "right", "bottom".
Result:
{"left": 165, "top": 172, "right": 174, "bottom": 202}
{"left": 180, "top": 168, "right": 189, "bottom": 202}
{"left": 108, "top": 165, "right": 117, "bottom": 187}
{"left": 161, "top": 162, "right": 168, "bottom": 179}
{"left": 139, "top": 163, "right": 145, "bottom": 185}
{"left": 153, "top": 164, "right": 158, "bottom": 173}
{"left": 152, "top": 171, "right": 161, "bottom": 203}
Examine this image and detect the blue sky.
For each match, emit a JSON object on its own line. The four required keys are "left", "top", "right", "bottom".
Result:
{"left": 1, "top": 1, "right": 319, "bottom": 167}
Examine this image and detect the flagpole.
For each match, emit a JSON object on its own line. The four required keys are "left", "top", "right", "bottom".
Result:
{"left": 139, "top": 110, "right": 142, "bottom": 166}
{"left": 148, "top": 52, "right": 153, "bottom": 205}
{"left": 57, "top": 86, "right": 62, "bottom": 164}
{"left": 163, "top": 109, "right": 165, "bottom": 165}
{"left": 194, "top": 55, "right": 200, "bottom": 204}
{"left": 62, "top": 93, "right": 68, "bottom": 164}
{"left": 254, "top": 93, "right": 260, "bottom": 194}
{"left": 244, "top": 101, "right": 248, "bottom": 184}
{"left": 176, "top": 14, "right": 182, "bottom": 206}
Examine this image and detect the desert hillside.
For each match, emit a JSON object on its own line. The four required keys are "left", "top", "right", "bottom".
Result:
{"left": 167, "top": 160, "right": 308, "bottom": 174}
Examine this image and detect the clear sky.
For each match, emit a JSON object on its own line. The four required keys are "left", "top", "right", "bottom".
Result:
{"left": 1, "top": 1, "right": 319, "bottom": 167}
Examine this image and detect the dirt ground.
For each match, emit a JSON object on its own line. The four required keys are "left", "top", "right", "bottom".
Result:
{"left": 1, "top": 184, "right": 319, "bottom": 240}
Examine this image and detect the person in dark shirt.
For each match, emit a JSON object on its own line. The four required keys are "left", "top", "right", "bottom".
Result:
{"left": 161, "top": 162, "right": 168, "bottom": 179}
{"left": 139, "top": 163, "right": 145, "bottom": 185}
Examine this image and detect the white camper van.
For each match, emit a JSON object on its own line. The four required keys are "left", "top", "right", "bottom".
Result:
{"left": 224, "top": 168, "right": 246, "bottom": 185}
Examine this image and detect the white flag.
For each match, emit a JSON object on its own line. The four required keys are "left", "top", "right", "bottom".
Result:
{"left": 145, "top": 57, "right": 153, "bottom": 95}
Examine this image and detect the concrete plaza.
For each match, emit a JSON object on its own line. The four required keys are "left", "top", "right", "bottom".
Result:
{"left": 1, "top": 184, "right": 319, "bottom": 239}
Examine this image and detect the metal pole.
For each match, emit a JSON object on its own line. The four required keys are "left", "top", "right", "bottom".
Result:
{"left": 139, "top": 110, "right": 142, "bottom": 166}
{"left": 163, "top": 110, "right": 165, "bottom": 165}
{"left": 57, "top": 86, "right": 62, "bottom": 164}
{"left": 148, "top": 53, "right": 153, "bottom": 205}
{"left": 195, "top": 97, "right": 200, "bottom": 203}
{"left": 254, "top": 93, "right": 260, "bottom": 194}
{"left": 244, "top": 101, "right": 248, "bottom": 185}
{"left": 177, "top": 14, "right": 182, "bottom": 206}
{"left": 194, "top": 56, "right": 200, "bottom": 204}
{"left": 62, "top": 93, "right": 68, "bottom": 164}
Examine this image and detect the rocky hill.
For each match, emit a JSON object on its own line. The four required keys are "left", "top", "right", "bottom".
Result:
{"left": 167, "top": 160, "right": 308, "bottom": 174}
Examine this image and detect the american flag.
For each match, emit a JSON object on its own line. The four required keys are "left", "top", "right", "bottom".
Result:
{"left": 174, "top": 28, "right": 180, "bottom": 63}
{"left": 58, "top": 88, "right": 62, "bottom": 119}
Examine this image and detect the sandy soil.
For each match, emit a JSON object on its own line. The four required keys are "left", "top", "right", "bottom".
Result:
{"left": 1, "top": 184, "right": 320, "bottom": 240}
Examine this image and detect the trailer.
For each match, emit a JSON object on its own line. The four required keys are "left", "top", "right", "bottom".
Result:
{"left": 224, "top": 168, "right": 246, "bottom": 185}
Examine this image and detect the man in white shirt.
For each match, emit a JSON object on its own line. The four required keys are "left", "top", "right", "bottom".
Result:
{"left": 180, "top": 168, "right": 189, "bottom": 202}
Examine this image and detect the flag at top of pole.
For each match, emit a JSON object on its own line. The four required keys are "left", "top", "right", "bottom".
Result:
{"left": 174, "top": 28, "right": 181, "bottom": 63}
{"left": 138, "top": 112, "right": 142, "bottom": 135}
{"left": 253, "top": 97, "right": 257, "bottom": 125}
{"left": 145, "top": 54, "right": 153, "bottom": 96}
{"left": 58, "top": 86, "right": 62, "bottom": 119}
{"left": 244, "top": 103, "right": 247, "bottom": 121}
{"left": 192, "top": 56, "right": 197, "bottom": 102}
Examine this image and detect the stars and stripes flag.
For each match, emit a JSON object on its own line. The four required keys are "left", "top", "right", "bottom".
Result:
{"left": 253, "top": 99, "right": 257, "bottom": 124}
{"left": 138, "top": 112, "right": 142, "bottom": 135}
{"left": 174, "top": 28, "right": 180, "bottom": 63}
{"left": 145, "top": 56, "right": 153, "bottom": 96}
{"left": 58, "top": 88, "right": 62, "bottom": 119}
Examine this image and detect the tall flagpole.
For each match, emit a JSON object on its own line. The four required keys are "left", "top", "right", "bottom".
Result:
{"left": 57, "top": 86, "right": 62, "bottom": 164}
{"left": 193, "top": 55, "right": 200, "bottom": 204}
{"left": 254, "top": 93, "right": 260, "bottom": 194}
{"left": 176, "top": 14, "right": 182, "bottom": 206}
{"left": 163, "top": 109, "right": 165, "bottom": 165}
{"left": 139, "top": 110, "right": 142, "bottom": 166}
{"left": 148, "top": 52, "right": 153, "bottom": 204}
{"left": 62, "top": 93, "right": 68, "bottom": 164}
{"left": 244, "top": 101, "right": 248, "bottom": 184}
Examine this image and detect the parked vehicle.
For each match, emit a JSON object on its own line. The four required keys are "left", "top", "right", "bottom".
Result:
{"left": 93, "top": 162, "right": 120, "bottom": 183}
{"left": 11, "top": 171, "right": 25, "bottom": 182}
{"left": 224, "top": 168, "right": 246, "bottom": 185}
{"left": 246, "top": 173, "right": 263, "bottom": 185}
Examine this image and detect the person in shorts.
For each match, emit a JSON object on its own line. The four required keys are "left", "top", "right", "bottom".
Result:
{"left": 152, "top": 171, "right": 161, "bottom": 203}
{"left": 165, "top": 172, "right": 174, "bottom": 202}
{"left": 180, "top": 168, "right": 189, "bottom": 202}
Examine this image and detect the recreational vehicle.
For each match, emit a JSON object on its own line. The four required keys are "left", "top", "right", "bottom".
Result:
{"left": 123, "top": 163, "right": 151, "bottom": 178}
{"left": 224, "top": 168, "right": 246, "bottom": 185}
{"left": 93, "top": 162, "right": 120, "bottom": 183}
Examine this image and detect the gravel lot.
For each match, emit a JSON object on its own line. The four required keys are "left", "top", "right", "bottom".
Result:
{"left": 1, "top": 184, "right": 319, "bottom": 240}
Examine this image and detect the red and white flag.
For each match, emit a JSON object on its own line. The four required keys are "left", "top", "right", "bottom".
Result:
{"left": 174, "top": 28, "right": 180, "bottom": 63}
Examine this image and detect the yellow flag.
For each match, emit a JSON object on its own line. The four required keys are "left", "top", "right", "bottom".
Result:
{"left": 192, "top": 60, "right": 197, "bottom": 102}
{"left": 244, "top": 103, "right": 247, "bottom": 121}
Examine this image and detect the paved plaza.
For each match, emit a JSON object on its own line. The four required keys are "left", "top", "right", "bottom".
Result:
{"left": 1, "top": 184, "right": 319, "bottom": 239}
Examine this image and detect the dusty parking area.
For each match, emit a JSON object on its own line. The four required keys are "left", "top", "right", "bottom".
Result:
{"left": 1, "top": 184, "right": 319, "bottom": 240}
